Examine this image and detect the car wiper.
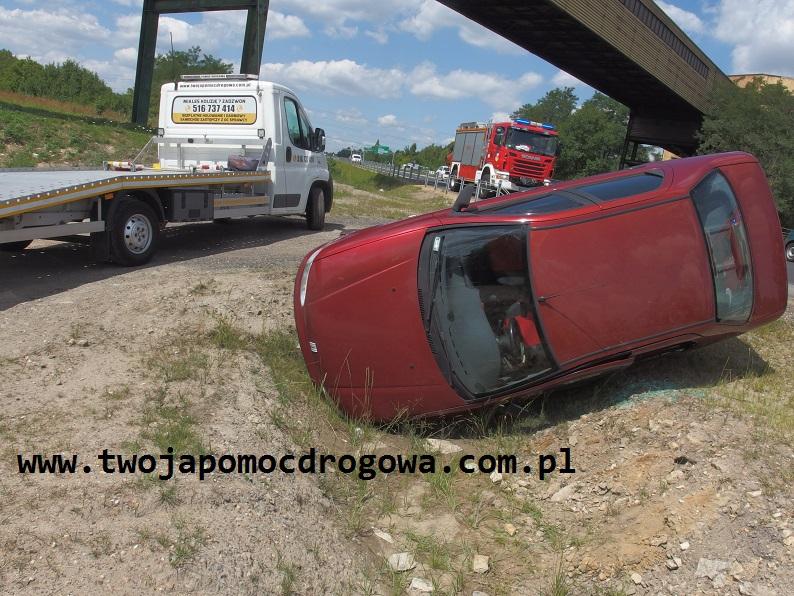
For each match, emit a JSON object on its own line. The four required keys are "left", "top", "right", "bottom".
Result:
{"left": 424, "top": 236, "right": 443, "bottom": 328}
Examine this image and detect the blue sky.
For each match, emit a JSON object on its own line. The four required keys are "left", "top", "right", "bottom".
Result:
{"left": 0, "top": 0, "right": 792, "bottom": 152}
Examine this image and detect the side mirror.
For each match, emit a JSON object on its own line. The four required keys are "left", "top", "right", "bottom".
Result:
{"left": 555, "top": 141, "right": 563, "bottom": 157}
{"left": 314, "top": 128, "right": 326, "bottom": 153}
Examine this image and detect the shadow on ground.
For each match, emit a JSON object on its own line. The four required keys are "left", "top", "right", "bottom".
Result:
{"left": 405, "top": 335, "right": 770, "bottom": 439}
{"left": 0, "top": 216, "right": 344, "bottom": 311}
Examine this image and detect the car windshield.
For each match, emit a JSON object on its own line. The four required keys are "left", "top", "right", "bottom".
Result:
{"left": 419, "top": 226, "right": 554, "bottom": 399}
{"left": 505, "top": 128, "right": 558, "bottom": 156}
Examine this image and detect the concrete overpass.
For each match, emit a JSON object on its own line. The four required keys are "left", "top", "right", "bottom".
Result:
{"left": 437, "top": 0, "right": 730, "bottom": 161}
{"left": 132, "top": 0, "right": 728, "bottom": 160}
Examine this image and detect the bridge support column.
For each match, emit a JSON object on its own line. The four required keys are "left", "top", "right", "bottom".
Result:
{"left": 620, "top": 112, "right": 702, "bottom": 168}
{"left": 131, "top": 0, "right": 269, "bottom": 126}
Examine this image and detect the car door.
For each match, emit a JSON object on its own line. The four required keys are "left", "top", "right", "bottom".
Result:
{"left": 276, "top": 95, "right": 313, "bottom": 213}
{"left": 530, "top": 199, "right": 715, "bottom": 367}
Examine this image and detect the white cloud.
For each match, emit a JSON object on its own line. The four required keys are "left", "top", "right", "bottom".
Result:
{"left": 399, "top": 0, "right": 523, "bottom": 54}
{"left": 551, "top": 70, "right": 584, "bottom": 87}
{"left": 113, "top": 47, "right": 138, "bottom": 64}
{"left": 656, "top": 1, "right": 705, "bottom": 36}
{"left": 365, "top": 29, "right": 389, "bottom": 44}
{"left": 378, "top": 114, "right": 399, "bottom": 126}
{"left": 0, "top": 7, "right": 110, "bottom": 58}
{"left": 409, "top": 62, "right": 543, "bottom": 111}
{"left": 713, "top": 0, "right": 794, "bottom": 76}
{"left": 260, "top": 59, "right": 406, "bottom": 98}
{"left": 267, "top": 11, "right": 310, "bottom": 39}
{"left": 335, "top": 109, "right": 368, "bottom": 125}
{"left": 274, "top": 0, "right": 418, "bottom": 39}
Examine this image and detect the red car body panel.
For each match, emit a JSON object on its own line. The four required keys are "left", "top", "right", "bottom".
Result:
{"left": 294, "top": 152, "right": 786, "bottom": 421}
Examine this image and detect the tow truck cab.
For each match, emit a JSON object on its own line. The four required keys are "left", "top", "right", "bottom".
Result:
{"left": 158, "top": 74, "right": 333, "bottom": 218}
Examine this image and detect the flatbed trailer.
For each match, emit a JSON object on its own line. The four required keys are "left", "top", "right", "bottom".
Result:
{"left": 0, "top": 160, "right": 273, "bottom": 265}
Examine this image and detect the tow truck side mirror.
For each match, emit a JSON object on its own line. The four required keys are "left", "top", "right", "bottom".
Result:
{"left": 314, "top": 128, "right": 326, "bottom": 153}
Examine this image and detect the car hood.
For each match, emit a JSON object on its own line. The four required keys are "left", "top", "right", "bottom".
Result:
{"left": 302, "top": 224, "right": 449, "bottom": 392}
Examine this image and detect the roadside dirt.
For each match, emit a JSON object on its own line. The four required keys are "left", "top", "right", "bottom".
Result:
{"left": 1, "top": 184, "right": 792, "bottom": 595}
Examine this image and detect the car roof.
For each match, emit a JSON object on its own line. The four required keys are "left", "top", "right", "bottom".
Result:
{"left": 442, "top": 151, "right": 758, "bottom": 226}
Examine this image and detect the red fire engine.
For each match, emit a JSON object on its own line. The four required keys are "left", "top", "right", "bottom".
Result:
{"left": 448, "top": 119, "right": 560, "bottom": 196}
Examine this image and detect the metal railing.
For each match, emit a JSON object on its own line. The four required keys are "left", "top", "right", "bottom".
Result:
{"left": 353, "top": 159, "right": 451, "bottom": 193}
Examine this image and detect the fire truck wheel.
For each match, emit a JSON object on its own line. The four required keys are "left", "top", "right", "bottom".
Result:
{"left": 478, "top": 172, "right": 491, "bottom": 199}
{"left": 109, "top": 198, "right": 160, "bottom": 266}
{"left": 0, "top": 240, "right": 32, "bottom": 252}
{"left": 306, "top": 185, "right": 326, "bottom": 231}
{"left": 448, "top": 175, "right": 461, "bottom": 192}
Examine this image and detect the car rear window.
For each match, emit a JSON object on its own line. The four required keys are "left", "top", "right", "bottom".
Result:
{"left": 484, "top": 192, "right": 587, "bottom": 215}
{"left": 574, "top": 171, "right": 664, "bottom": 202}
{"left": 690, "top": 170, "right": 753, "bottom": 324}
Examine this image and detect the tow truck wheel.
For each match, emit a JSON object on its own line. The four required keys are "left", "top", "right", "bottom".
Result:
{"left": 109, "top": 198, "right": 159, "bottom": 266}
{"left": 0, "top": 240, "right": 32, "bottom": 252}
{"left": 306, "top": 186, "right": 326, "bottom": 231}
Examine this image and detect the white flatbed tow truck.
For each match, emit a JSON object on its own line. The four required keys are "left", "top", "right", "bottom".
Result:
{"left": 0, "top": 74, "right": 333, "bottom": 265}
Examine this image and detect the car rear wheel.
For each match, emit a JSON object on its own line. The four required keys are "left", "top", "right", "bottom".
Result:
{"left": 786, "top": 241, "right": 794, "bottom": 262}
{"left": 306, "top": 186, "right": 325, "bottom": 231}
{"left": 0, "top": 240, "right": 33, "bottom": 252}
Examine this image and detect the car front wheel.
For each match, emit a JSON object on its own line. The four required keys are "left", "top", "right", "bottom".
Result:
{"left": 786, "top": 241, "right": 794, "bottom": 262}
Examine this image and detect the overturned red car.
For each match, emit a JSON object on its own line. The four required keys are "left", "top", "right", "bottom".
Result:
{"left": 294, "top": 152, "right": 786, "bottom": 421}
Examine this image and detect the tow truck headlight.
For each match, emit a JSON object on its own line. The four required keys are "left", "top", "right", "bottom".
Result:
{"left": 299, "top": 248, "right": 322, "bottom": 306}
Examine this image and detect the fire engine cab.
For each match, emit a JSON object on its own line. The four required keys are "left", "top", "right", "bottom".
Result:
{"left": 448, "top": 119, "right": 560, "bottom": 197}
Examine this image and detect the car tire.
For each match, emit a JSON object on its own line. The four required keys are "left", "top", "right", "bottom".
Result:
{"left": 306, "top": 186, "right": 325, "bottom": 231}
{"left": 0, "top": 240, "right": 33, "bottom": 252}
{"left": 448, "top": 174, "right": 461, "bottom": 192}
{"left": 786, "top": 241, "right": 794, "bottom": 262}
{"left": 109, "top": 197, "right": 159, "bottom": 266}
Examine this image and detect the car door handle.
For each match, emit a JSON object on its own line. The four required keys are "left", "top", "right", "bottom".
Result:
{"left": 286, "top": 147, "right": 292, "bottom": 162}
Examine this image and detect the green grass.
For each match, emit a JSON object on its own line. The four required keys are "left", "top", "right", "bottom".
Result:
{"left": 711, "top": 319, "right": 794, "bottom": 442}
{"left": 0, "top": 97, "right": 151, "bottom": 168}
{"left": 139, "top": 387, "right": 206, "bottom": 455}
{"left": 329, "top": 158, "right": 452, "bottom": 219}
{"left": 330, "top": 159, "right": 413, "bottom": 193}
{"left": 208, "top": 317, "right": 248, "bottom": 351}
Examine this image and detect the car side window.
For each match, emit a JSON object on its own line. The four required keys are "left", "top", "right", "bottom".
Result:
{"left": 484, "top": 192, "right": 590, "bottom": 215}
{"left": 575, "top": 172, "right": 664, "bottom": 202}
{"left": 284, "top": 97, "right": 303, "bottom": 148}
{"left": 690, "top": 170, "right": 753, "bottom": 324}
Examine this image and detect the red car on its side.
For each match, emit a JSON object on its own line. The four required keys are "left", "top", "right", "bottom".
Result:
{"left": 294, "top": 152, "right": 786, "bottom": 421}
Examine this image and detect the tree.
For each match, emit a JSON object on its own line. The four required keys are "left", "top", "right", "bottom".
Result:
{"left": 512, "top": 87, "right": 578, "bottom": 127}
{"left": 553, "top": 92, "right": 631, "bottom": 179}
{"left": 697, "top": 78, "right": 794, "bottom": 226}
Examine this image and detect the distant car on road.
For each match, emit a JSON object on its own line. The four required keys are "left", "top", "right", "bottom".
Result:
{"left": 295, "top": 152, "right": 787, "bottom": 421}
{"left": 785, "top": 229, "right": 794, "bottom": 262}
{"left": 351, "top": 154, "right": 362, "bottom": 163}
{"left": 435, "top": 166, "right": 450, "bottom": 180}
